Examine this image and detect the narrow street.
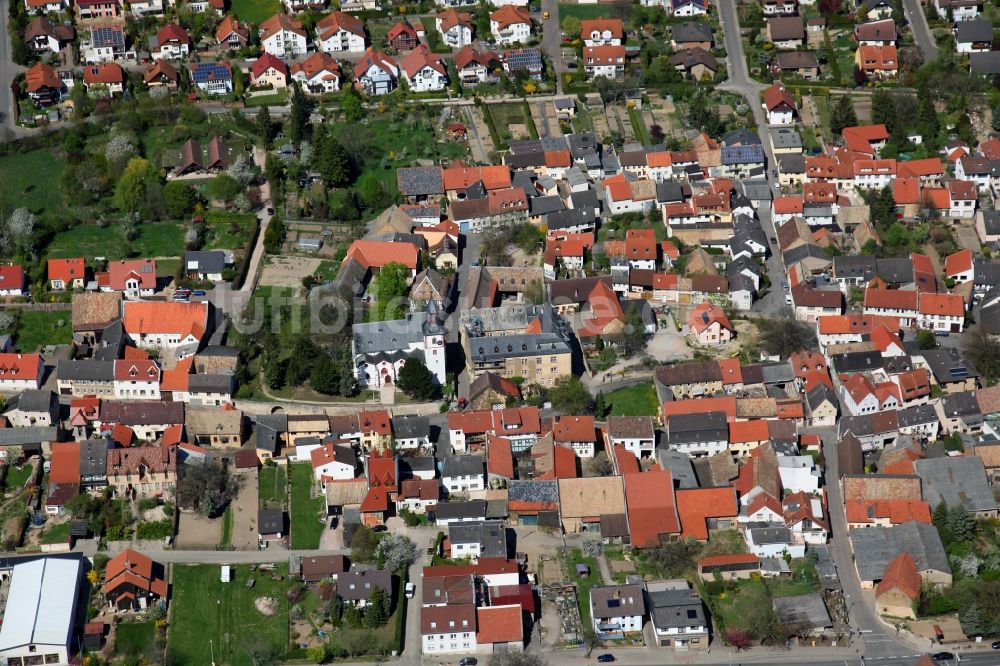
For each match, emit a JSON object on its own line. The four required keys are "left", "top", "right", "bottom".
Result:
{"left": 900, "top": 0, "right": 939, "bottom": 63}
{"left": 540, "top": 0, "right": 564, "bottom": 94}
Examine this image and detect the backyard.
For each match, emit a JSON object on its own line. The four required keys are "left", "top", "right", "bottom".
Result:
{"left": 115, "top": 621, "right": 156, "bottom": 657}
{"left": 229, "top": 0, "right": 280, "bottom": 23}
{"left": 0, "top": 149, "right": 66, "bottom": 216}
{"left": 565, "top": 548, "right": 600, "bottom": 626}
{"left": 7, "top": 310, "right": 72, "bottom": 352}
{"left": 558, "top": 3, "right": 619, "bottom": 20}
{"left": 483, "top": 103, "right": 539, "bottom": 149}
{"left": 289, "top": 463, "right": 324, "bottom": 549}
{"left": 46, "top": 222, "right": 186, "bottom": 260}
{"left": 259, "top": 465, "right": 287, "bottom": 510}
{"left": 168, "top": 564, "right": 290, "bottom": 666}
{"left": 203, "top": 210, "right": 257, "bottom": 252}
{"left": 602, "top": 383, "right": 659, "bottom": 417}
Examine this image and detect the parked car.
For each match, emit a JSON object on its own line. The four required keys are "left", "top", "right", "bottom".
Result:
{"left": 329, "top": 517, "right": 338, "bottom": 529}
{"left": 931, "top": 653, "right": 955, "bottom": 662}
{"left": 459, "top": 658, "right": 477, "bottom": 666}
{"left": 172, "top": 294, "right": 189, "bottom": 302}
{"left": 405, "top": 582, "right": 415, "bottom": 598}
{"left": 992, "top": 640, "right": 1000, "bottom": 649}
{"left": 596, "top": 655, "right": 615, "bottom": 663}
{"left": 372, "top": 525, "right": 387, "bottom": 533}
{"left": 192, "top": 289, "right": 206, "bottom": 296}
{"left": 267, "top": 207, "right": 275, "bottom": 215}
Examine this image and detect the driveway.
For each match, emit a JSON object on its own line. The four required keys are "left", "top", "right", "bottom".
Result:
{"left": 645, "top": 324, "right": 695, "bottom": 363}
{"left": 230, "top": 469, "right": 260, "bottom": 550}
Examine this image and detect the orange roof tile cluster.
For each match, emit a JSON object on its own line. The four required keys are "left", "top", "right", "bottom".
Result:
{"left": 676, "top": 487, "right": 738, "bottom": 541}
{"left": 47, "top": 258, "right": 85, "bottom": 285}
{"left": 857, "top": 44, "right": 898, "bottom": 72}
{"left": 688, "top": 302, "right": 733, "bottom": 335}
{"left": 476, "top": 605, "right": 523, "bottom": 644}
{"left": 844, "top": 499, "right": 930, "bottom": 526}
{"left": 123, "top": 301, "right": 207, "bottom": 339}
{"left": 103, "top": 548, "right": 168, "bottom": 599}
{"left": 486, "top": 435, "right": 514, "bottom": 479}
{"left": 442, "top": 163, "right": 511, "bottom": 191}
{"left": 876, "top": 552, "right": 921, "bottom": 601}
{"left": 624, "top": 468, "right": 680, "bottom": 547}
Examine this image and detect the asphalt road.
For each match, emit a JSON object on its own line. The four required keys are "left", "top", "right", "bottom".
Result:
{"left": 0, "top": 0, "right": 26, "bottom": 136}
{"left": 540, "top": 0, "right": 564, "bottom": 94}
{"left": 900, "top": 0, "right": 940, "bottom": 63}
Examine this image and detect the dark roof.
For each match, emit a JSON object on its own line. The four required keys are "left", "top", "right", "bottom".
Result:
{"left": 184, "top": 250, "right": 227, "bottom": 274}
{"left": 971, "top": 52, "right": 1000, "bottom": 75}
{"left": 448, "top": 520, "right": 508, "bottom": 558}
{"left": 397, "top": 166, "right": 444, "bottom": 196}
{"left": 434, "top": 499, "right": 488, "bottom": 521}
{"left": 58, "top": 359, "right": 114, "bottom": 382}
{"left": 507, "top": 479, "right": 559, "bottom": 503}
{"left": 591, "top": 584, "right": 646, "bottom": 618}
{"left": 392, "top": 414, "right": 429, "bottom": 439}
{"left": 337, "top": 568, "right": 392, "bottom": 602}
{"left": 99, "top": 401, "right": 184, "bottom": 426}
{"left": 722, "top": 128, "right": 761, "bottom": 146}
{"left": 79, "top": 439, "right": 109, "bottom": 478}
{"left": 956, "top": 20, "right": 993, "bottom": 43}
{"left": 671, "top": 21, "right": 714, "bottom": 43}
{"left": 442, "top": 454, "right": 484, "bottom": 478}
{"left": 922, "top": 347, "right": 978, "bottom": 384}
{"left": 648, "top": 588, "right": 706, "bottom": 630}
{"left": 258, "top": 509, "right": 284, "bottom": 534}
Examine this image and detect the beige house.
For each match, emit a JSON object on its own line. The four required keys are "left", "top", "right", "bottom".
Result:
{"left": 107, "top": 445, "right": 178, "bottom": 500}
{"left": 875, "top": 553, "right": 920, "bottom": 619}
{"left": 557, "top": 476, "right": 625, "bottom": 533}
{"left": 286, "top": 414, "right": 330, "bottom": 446}
{"left": 185, "top": 406, "right": 245, "bottom": 448}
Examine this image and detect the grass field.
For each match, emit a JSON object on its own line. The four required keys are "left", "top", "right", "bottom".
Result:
{"left": 603, "top": 383, "right": 659, "bottom": 417}
{"left": 558, "top": 3, "right": 619, "bottom": 20}
{"left": 12, "top": 310, "right": 72, "bottom": 352}
{"left": 204, "top": 210, "right": 256, "bottom": 251}
{"left": 2, "top": 463, "right": 33, "bottom": 489}
{"left": 566, "top": 549, "right": 600, "bottom": 626}
{"left": 258, "top": 466, "right": 287, "bottom": 510}
{"left": 289, "top": 463, "right": 323, "bottom": 549}
{"left": 230, "top": 0, "right": 280, "bottom": 24}
{"left": 628, "top": 107, "right": 652, "bottom": 145}
{"left": 40, "top": 521, "right": 69, "bottom": 544}
{"left": 0, "top": 149, "right": 66, "bottom": 215}
{"left": 47, "top": 222, "right": 185, "bottom": 259}
{"left": 486, "top": 103, "right": 539, "bottom": 142}
{"left": 115, "top": 622, "right": 155, "bottom": 656}
{"left": 245, "top": 90, "right": 289, "bottom": 107}
{"left": 168, "top": 564, "right": 289, "bottom": 666}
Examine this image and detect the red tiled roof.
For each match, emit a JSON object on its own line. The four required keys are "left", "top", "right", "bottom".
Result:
{"left": 918, "top": 292, "right": 963, "bottom": 317}
{"left": 252, "top": 52, "right": 289, "bottom": 80}
{"left": 728, "top": 419, "right": 770, "bottom": 444}
{"left": 662, "top": 396, "right": 736, "bottom": 421}
{"left": 864, "top": 288, "right": 918, "bottom": 311}
{"left": 698, "top": 553, "right": 760, "bottom": 568}
{"left": 552, "top": 415, "right": 595, "bottom": 443}
{"left": 845, "top": 499, "right": 931, "bottom": 525}
{"left": 83, "top": 63, "right": 124, "bottom": 85}
{"left": 945, "top": 248, "right": 973, "bottom": 277}
{"left": 49, "top": 441, "right": 81, "bottom": 485}
{"left": 476, "top": 605, "right": 523, "bottom": 644}
{"left": 123, "top": 301, "right": 207, "bottom": 339}
{"left": 345, "top": 239, "right": 420, "bottom": 270}
{"left": 0, "top": 353, "right": 41, "bottom": 381}
{"left": 676, "top": 486, "right": 738, "bottom": 540}
{"left": 47, "top": 258, "right": 85, "bottom": 285}
{"left": 876, "top": 552, "right": 920, "bottom": 600}
{"left": 624, "top": 468, "right": 680, "bottom": 547}
{"left": 486, "top": 435, "right": 514, "bottom": 479}
{"left": 581, "top": 18, "right": 623, "bottom": 39}
{"left": 762, "top": 83, "right": 796, "bottom": 112}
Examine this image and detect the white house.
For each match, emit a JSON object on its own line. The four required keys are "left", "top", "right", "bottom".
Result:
{"left": 122, "top": 301, "right": 208, "bottom": 359}
{"left": 552, "top": 415, "right": 596, "bottom": 458}
{"left": 353, "top": 48, "right": 399, "bottom": 95}
{"left": 291, "top": 52, "right": 341, "bottom": 94}
{"left": 590, "top": 584, "right": 646, "bottom": 637}
{"left": 0, "top": 353, "right": 44, "bottom": 392}
{"left": 352, "top": 306, "right": 445, "bottom": 389}
{"left": 916, "top": 292, "right": 965, "bottom": 334}
{"left": 393, "top": 415, "right": 431, "bottom": 450}
{"left": 744, "top": 525, "right": 805, "bottom": 558}
{"left": 400, "top": 46, "right": 448, "bottom": 92}
{"left": 436, "top": 9, "right": 473, "bottom": 49}
{"left": 584, "top": 44, "right": 626, "bottom": 79}
{"left": 581, "top": 18, "right": 623, "bottom": 46}
{"left": 112, "top": 359, "right": 161, "bottom": 400}
{"left": 316, "top": 11, "right": 366, "bottom": 53}
{"left": 607, "top": 416, "right": 656, "bottom": 459}
{"left": 762, "top": 83, "right": 797, "bottom": 125}
{"left": 421, "top": 605, "right": 477, "bottom": 654}
{"left": 310, "top": 443, "right": 357, "bottom": 484}
{"left": 259, "top": 13, "right": 308, "bottom": 57}
{"left": 777, "top": 455, "right": 821, "bottom": 494}
{"left": 490, "top": 6, "right": 531, "bottom": 46}
{"left": 441, "top": 454, "right": 485, "bottom": 494}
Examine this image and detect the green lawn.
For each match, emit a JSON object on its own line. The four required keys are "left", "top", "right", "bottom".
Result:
{"left": 221, "top": 506, "right": 233, "bottom": 547}
{"left": 628, "top": 107, "right": 652, "bottom": 145}
{"left": 707, "top": 577, "right": 772, "bottom": 633}
{"left": 603, "top": 383, "right": 660, "bottom": 417}
{"left": 245, "top": 91, "right": 289, "bottom": 107}
{"left": 2, "top": 463, "right": 33, "bottom": 490}
{"left": 157, "top": 258, "right": 181, "bottom": 279}
{"left": 0, "top": 149, "right": 66, "bottom": 215}
{"left": 116, "top": 621, "right": 155, "bottom": 656}
{"left": 558, "top": 3, "right": 619, "bottom": 20}
{"left": 40, "top": 521, "right": 69, "bottom": 544}
{"left": 289, "top": 463, "right": 324, "bottom": 549}
{"left": 567, "top": 549, "right": 600, "bottom": 626}
{"left": 230, "top": 0, "right": 280, "bottom": 24}
{"left": 204, "top": 210, "right": 256, "bottom": 251}
{"left": 485, "top": 103, "right": 539, "bottom": 144}
{"left": 12, "top": 310, "right": 72, "bottom": 352}
{"left": 47, "top": 222, "right": 185, "bottom": 259}
{"left": 168, "top": 564, "right": 289, "bottom": 666}
{"left": 258, "top": 465, "right": 287, "bottom": 510}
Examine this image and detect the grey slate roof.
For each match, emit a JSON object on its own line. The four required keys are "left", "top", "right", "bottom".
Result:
{"left": 914, "top": 456, "right": 998, "bottom": 514}
{"left": 507, "top": 479, "right": 559, "bottom": 503}
{"left": 338, "top": 568, "right": 392, "bottom": 603}
{"left": 79, "top": 438, "right": 109, "bottom": 478}
{"left": 448, "top": 519, "right": 508, "bottom": 558}
{"left": 0, "top": 427, "right": 59, "bottom": 445}
{"left": 529, "top": 195, "right": 565, "bottom": 216}
{"left": 922, "top": 348, "right": 978, "bottom": 384}
{"left": 184, "top": 250, "right": 227, "bottom": 275}
{"left": 260, "top": 509, "right": 283, "bottom": 535}
{"left": 400, "top": 455, "right": 436, "bottom": 477}
{"left": 723, "top": 128, "right": 761, "bottom": 146}
{"left": 970, "top": 52, "right": 1000, "bottom": 75}
{"left": 667, "top": 412, "right": 727, "bottom": 447}
{"left": 749, "top": 525, "right": 793, "bottom": 545}
{"left": 648, "top": 588, "right": 705, "bottom": 630}
{"left": 442, "top": 454, "right": 484, "bottom": 478}
{"left": 956, "top": 19, "right": 993, "bottom": 44}
{"left": 392, "top": 414, "right": 429, "bottom": 440}
{"left": 188, "top": 374, "right": 233, "bottom": 394}
{"left": 771, "top": 129, "right": 802, "bottom": 150}
{"left": 671, "top": 21, "right": 714, "bottom": 43}
{"left": 655, "top": 449, "right": 698, "bottom": 489}
{"left": 591, "top": 584, "right": 646, "bottom": 618}
{"left": 546, "top": 207, "right": 596, "bottom": 231}
{"left": 397, "top": 166, "right": 444, "bottom": 197}
{"left": 896, "top": 403, "right": 938, "bottom": 429}
{"left": 435, "top": 500, "right": 487, "bottom": 522}
{"left": 772, "top": 593, "right": 831, "bottom": 628}
{"left": 57, "top": 359, "right": 115, "bottom": 382}
{"left": 6, "top": 389, "right": 55, "bottom": 414}
{"left": 848, "top": 521, "right": 950, "bottom": 582}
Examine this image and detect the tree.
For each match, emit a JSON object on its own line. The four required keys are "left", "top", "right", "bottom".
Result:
{"left": 289, "top": 84, "right": 313, "bottom": 144}
{"left": 830, "top": 96, "right": 857, "bottom": 135}
{"left": 114, "top": 158, "right": 160, "bottom": 214}
{"left": 369, "top": 261, "right": 410, "bottom": 322}
{"left": 489, "top": 653, "right": 549, "bottom": 666}
{"left": 328, "top": 592, "right": 344, "bottom": 623}
{"left": 916, "top": 329, "right": 938, "bottom": 350}
{"left": 227, "top": 155, "right": 260, "bottom": 188}
{"left": 608, "top": 305, "right": 649, "bottom": 357}
{"left": 310, "top": 355, "right": 341, "bottom": 394}
{"left": 818, "top": 0, "right": 841, "bottom": 17}
{"left": 175, "top": 462, "right": 241, "bottom": 518}
{"left": 396, "top": 358, "right": 436, "bottom": 400}
{"left": 342, "top": 88, "right": 364, "bottom": 123}
{"left": 993, "top": 104, "right": 1000, "bottom": 132}
{"left": 588, "top": 451, "right": 612, "bottom": 476}
{"left": 580, "top": 626, "right": 600, "bottom": 657}
{"left": 164, "top": 181, "right": 197, "bottom": 218}
{"left": 964, "top": 327, "right": 1000, "bottom": 385}
{"left": 561, "top": 15, "right": 581, "bottom": 39}
{"left": 374, "top": 533, "right": 419, "bottom": 572}
{"left": 594, "top": 393, "right": 610, "bottom": 419}
{"left": 357, "top": 172, "right": 388, "bottom": 211}
{"left": 257, "top": 105, "right": 277, "bottom": 145}
{"left": 364, "top": 587, "right": 389, "bottom": 628}
{"left": 264, "top": 217, "right": 285, "bottom": 253}
{"left": 757, "top": 314, "right": 817, "bottom": 357}
{"left": 871, "top": 89, "right": 897, "bottom": 134}
{"left": 305, "top": 645, "right": 327, "bottom": 664}
{"left": 350, "top": 524, "right": 379, "bottom": 563}
{"left": 550, "top": 376, "right": 593, "bottom": 414}
{"left": 647, "top": 539, "right": 701, "bottom": 578}
{"left": 6, "top": 208, "right": 36, "bottom": 257}
{"left": 315, "top": 134, "right": 354, "bottom": 187}
{"left": 206, "top": 174, "right": 241, "bottom": 202}
{"left": 723, "top": 627, "right": 753, "bottom": 650}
